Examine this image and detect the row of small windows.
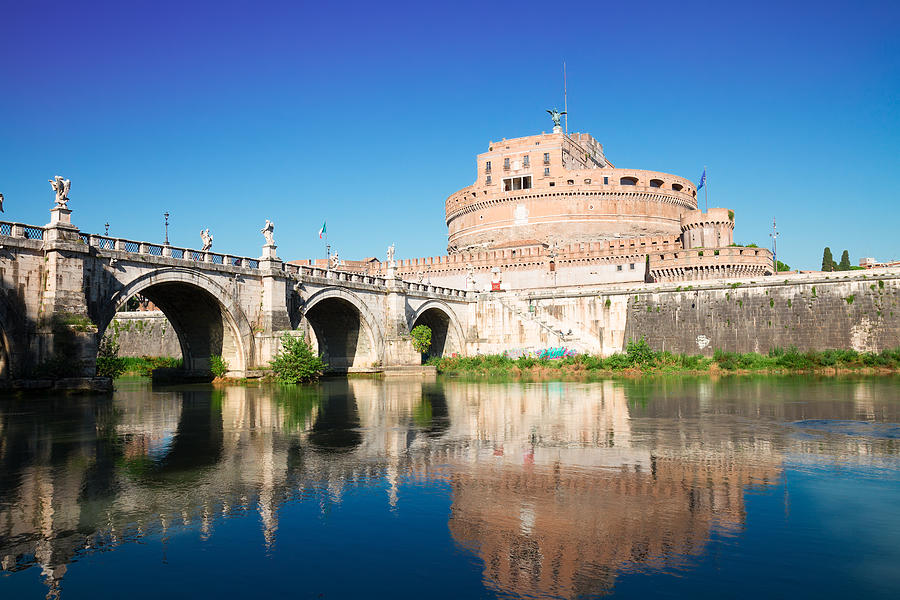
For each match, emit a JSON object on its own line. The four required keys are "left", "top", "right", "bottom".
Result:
{"left": 486, "top": 173, "right": 688, "bottom": 191}
{"left": 486, "top": 153, "right": 551, "bottom": 174}
{"left": 616, "top": 263, "right": 637, "bottom": 271}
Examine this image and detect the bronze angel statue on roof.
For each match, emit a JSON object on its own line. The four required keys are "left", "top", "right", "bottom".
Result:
{"left": 547, "top": 108, "right": 566, "bottom": 128}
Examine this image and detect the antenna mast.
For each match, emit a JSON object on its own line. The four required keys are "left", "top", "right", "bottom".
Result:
{"left": 563, "top": 61, "right": 568, "bottom": 133}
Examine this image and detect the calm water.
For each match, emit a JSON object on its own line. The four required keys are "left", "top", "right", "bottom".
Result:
{"left": 1, "top": 376, "right": 900, "bottom": 599}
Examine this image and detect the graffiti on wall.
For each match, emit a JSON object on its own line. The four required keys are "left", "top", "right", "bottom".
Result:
{"left": 503, "top": 347, "right": 578, "bottom": 360}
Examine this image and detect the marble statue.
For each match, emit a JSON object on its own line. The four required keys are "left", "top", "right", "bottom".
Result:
{"left": 546, "top": 108, "right": 566, "bottom": 128}
{"left": 386, "top": 243, "right": 395, "bottom": 264}
{"left": 330, "top": 252, "right": 340, "bottom": 269}
{"left": 261, "top": 220, "right": 275, "bottom": 245}
{"left": 200, "top": 228, "right": 213, "bottom": 251}
{"left": 49, "top": 175, "right": 71, "bottom": 208}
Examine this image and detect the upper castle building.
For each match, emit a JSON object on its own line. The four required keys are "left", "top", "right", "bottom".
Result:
{"left": 446, "top": 130, "right": 699, "bottom": 253}
{"left": 294, "top": 119, "right": 775, "bottom": 290}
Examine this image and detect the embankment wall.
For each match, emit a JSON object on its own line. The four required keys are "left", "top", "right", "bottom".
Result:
{"left": 106, "top": 311, "right": 180, "bottom": 357}
{"left": 473, "top": 269, "right": 900, "bottom": 356}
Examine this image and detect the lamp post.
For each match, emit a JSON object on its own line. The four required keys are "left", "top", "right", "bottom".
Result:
{"left": 164, "top": 212, "right": 170, "bottom": 246}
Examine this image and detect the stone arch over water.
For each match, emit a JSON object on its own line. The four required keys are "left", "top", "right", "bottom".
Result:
{"left": 98, "top": 268, "right": 253, "bottom": 375}
{"left": 299, "top": 288, "right": 383, "bottom": 372}
{"left": 409, "top": 300, "right": 465, "bottom": 360}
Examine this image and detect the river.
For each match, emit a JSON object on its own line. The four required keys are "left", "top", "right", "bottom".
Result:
{"left": 1, "top": 376, "right": 899, "bottom": 598}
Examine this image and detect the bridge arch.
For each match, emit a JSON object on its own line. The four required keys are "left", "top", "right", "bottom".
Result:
{"left": 98, "top": 268, "right": 253, "bottom": 375}
{"left": 298, "top": 287, "right": 384, "bottom": 372}
{"left": 409, "top": 300, "right": 465, "bottom": 359}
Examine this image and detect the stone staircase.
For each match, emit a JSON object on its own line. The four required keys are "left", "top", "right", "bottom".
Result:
{"left": 495, "top": 296, "right": 603, "bottom": 354}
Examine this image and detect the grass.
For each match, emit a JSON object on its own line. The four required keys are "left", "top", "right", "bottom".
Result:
{"left": 120, "top": 356, "right": 184, "bottom": 377}
{"left": 427, "top": 341, "right": 900, "bottom": 377}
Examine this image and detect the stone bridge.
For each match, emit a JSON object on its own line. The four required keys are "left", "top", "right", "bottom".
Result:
{"left": 0, "top": 206, "right": 473, "bottom": 378}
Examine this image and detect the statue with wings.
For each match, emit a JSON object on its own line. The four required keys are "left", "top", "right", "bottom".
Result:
{"left": 200, "top": 228, "right": 213, "bottom": 251}
{"left": 49, "top": 175, "right": 71, "bottom": 208}
{"left": 547, "top": 108, "right": 566, "bottom": 128}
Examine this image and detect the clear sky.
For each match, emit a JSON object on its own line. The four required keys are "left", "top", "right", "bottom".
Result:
{"left": 1, "top": 0, "right": 898, "bottom": 269}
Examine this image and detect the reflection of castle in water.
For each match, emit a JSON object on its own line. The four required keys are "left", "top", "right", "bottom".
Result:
{"left": 1, "top": 379, "right": 896, "bottom": 598}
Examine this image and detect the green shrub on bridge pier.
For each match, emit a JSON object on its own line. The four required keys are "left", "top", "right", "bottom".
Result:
{"left": 270, "top": 333, "right": 327, "bottom": 384}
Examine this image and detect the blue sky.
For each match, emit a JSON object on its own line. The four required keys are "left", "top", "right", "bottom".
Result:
{"left": 1, "top": 0, "right": 898, "bottom": 269}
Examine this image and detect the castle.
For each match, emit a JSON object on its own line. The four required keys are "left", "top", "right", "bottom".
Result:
{"left": 294, "top": 120, "right": 775, "bottom": 291}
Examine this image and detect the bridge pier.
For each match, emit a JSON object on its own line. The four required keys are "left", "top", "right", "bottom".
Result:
{"left": 36, "top": 208, "right": 98, "bottom": 377}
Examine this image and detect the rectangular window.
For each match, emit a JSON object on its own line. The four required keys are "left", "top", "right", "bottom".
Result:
{"left": 486, "top": 175, "right": 492, "bottom": 185}
{"left": 544, "top": 167, "right": 550, "bottom": 176}
{"left": 629, "top": 263, "right": 635, "bottom": 270}
{"left": 485, "top": 161, "right": 491, "bottom": 173}
{"left": 543, "top": 152, "right": 550, "bottom": 165}
{"left": 523, "top": 155, "right": 530, "bottom": 167}
{"left": 503, "top": 157, "right": 510, "bottom": 170}
{"left": 502, "top": 176, "right": 532, "bottom": 191}
{"left": 603, "top": 176, "right": 608, "bottom": 184}
{"left": 617, "top": 265, "right": 623, "bottom": 271}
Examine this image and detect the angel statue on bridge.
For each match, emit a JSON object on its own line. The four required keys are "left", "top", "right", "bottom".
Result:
{"left": 260, "top": 220, "right": 275, "bottom": 245}
{"left": 200, "top": 228, "right": 213, "bottom": 251}
{"left": 49, "top": 175, "right": 71, "bottom": 208}
{"left": 546, "top": 108, "right": 566, "bottom": 128}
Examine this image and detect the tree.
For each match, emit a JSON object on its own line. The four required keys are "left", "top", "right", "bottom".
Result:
{"left": 410, "top": 325, "right": 432, "bottom": 354}
{"left": 821, "top": 247, "right": 834, "bottom": 272}
{"left": 269, "top": 333, "right": 326, "bottom": 384}
{"left": 776, "top": 260, "right": 791, "bottom": 272}
{"left": 838, "top": 250, "right": 851, "bottom": 271}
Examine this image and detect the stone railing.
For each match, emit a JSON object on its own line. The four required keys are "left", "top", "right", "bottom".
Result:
{"left": 0, "top": 221, "right": 45, "bottom": 241}
{"left": 292, "top": 264, "right": 389, "bottom": 287}
{"left": 78, "top": 233, "right": 261, "bottom": 269}
{"left": 402, "top": 281, "right": 469, "bottom": 298}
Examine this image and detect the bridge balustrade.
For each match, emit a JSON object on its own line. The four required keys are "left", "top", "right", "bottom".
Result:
{"left": 0, "top": 221, "right": 45, "bottom": 241}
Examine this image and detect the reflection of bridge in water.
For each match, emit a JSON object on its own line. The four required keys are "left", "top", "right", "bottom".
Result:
{"left": 1, "top": 379, "right": 897, "bottom": 598}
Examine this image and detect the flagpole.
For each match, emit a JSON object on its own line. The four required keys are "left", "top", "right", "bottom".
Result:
{"left": 563, "top": 61, "right": 568, "bottom": 134}
{"left": 704, "top": 165, "right": 708, "bottom": 213}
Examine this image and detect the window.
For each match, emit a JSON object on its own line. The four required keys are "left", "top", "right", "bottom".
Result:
{"left": 629, "top": 263, "right": 635, "bottom": 270}
{"left": 523, "top": 155, "right": 530, "bottom": 167}
{"left": 486, "top": 175, "right": 492, "bottom": 184}
{"left": 584, "top": 178, "right": 591, "bottom": 184}
{"left": 543, "top": 152, "right": 550, "bottom": 165}
{"left": 650, "top": 179, "right": 663, "bottom": 188}
{"left": 672, "top": 183, "right": 683, "bottom": 191}
{"left": 567, "top": 179, "right": 574, "bottom": 185}
{"left": 620, "top": 176, "right": 638, "bottom": 186}
{"left": 485, "top": 161, "right": 491, "bottom": 173}
{"left": 503, "top": 157, "right": 510, "bottom": 170}
{"left": 603, "top": 176, "right": 609, "bottom": 184}
{"left": 549, "top": 182, "right": 555, "bottom": 187}
{"left": 503, "top": 176, "right": 532, "bottom": 191}
{"left": 617, "top": 265, "right": 623, "bottom": 271}
{"left": 544, "top": 167, "right": 550, "bottom": 176}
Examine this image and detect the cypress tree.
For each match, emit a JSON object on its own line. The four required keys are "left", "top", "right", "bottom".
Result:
{"left": 839, "top": 250, "right": 851, "bottom": 271}
{"left": 821, "top": 247, "right": 834, "bottom": 272}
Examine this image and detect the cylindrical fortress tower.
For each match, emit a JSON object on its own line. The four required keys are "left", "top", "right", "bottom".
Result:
{"left": 680, "top": 208, "right": 735, "bottom": 249}
{"left": 444, "top": 131, "right": 698, "bottom": 253}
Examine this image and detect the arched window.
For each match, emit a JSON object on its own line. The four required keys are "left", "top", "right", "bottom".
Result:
{"left": 620, "top": 176, "right": 638, "bottom": 186}
{"left": 650, "top": 179, "right": 664, "bottom": 188}
{"left": 672, "top": 183, "right": 683, "bottom": 191}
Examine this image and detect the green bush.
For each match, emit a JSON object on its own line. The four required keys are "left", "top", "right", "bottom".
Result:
{"left": 210, "top": 354, "right": 228, "bottom": 378}
{"left": 410, "top": 325, "right": 432, "bottom": 354}
{"left": 625, "top": 338, "right": 655, "bottom": 366}
{"left": 269, "top": 333, "right": 326, "bottom": 384}
{"left": 96, "top": 336, "right": 127, "bottom": 378}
